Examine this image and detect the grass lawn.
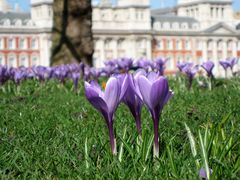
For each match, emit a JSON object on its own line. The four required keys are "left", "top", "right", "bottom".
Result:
{"left": 0, "top": 77, "right": 240, "bottom": 179}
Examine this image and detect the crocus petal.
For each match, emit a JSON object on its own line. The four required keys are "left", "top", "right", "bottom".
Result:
{"left": 150, "top": 77, "right": 169, "bottom": 108}
{"left": 118, "top": 74, "right": 128, "bottom": 102}
{"left": 85, "top": 82, "right": 98, "bottom": 98}
{"left": 137, "top": 75, "right": 152, "bottom": 109}
{"left": 104, "top": 77, "right": 120, "bottom": 115}
{"left": 85, "top": 83, "right": 109, "bottom": 120}
{"left": 147, "top": 72, "right": 158, "bottom": 83}
{"left": 163, "top": 90, "right": 174, "bottom": 107}
{"left": 133, "top": 69, "right": 146, "bottom": 100}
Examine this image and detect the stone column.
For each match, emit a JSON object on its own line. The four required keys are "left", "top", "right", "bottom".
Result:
{"left": 232, "top": 40, "right": 237, "bottom": 57}
{"left": 212, "top": 39, "right": 219, "bottom": 75}
{"left": 146, "top": 37, "right": 152, "bottom": 60}
{"left": 222, "top": 40, "right": 227, "bottom": 59}
{"left": 128, "top": 36, "right": 136, "bottom": 58}
{"left": 202, "top": 39, "right": 207, "bottom": 61}
{"left": 112, "top": 38, "right": 118, "bottom": 59}
{"left": 98, "top": 37, "right": 105, "bottom": 67}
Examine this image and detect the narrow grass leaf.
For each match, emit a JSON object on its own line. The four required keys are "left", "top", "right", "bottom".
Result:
{"left": 199, "top": 130, "right": 210, "bottom": 179}
{"left": 84, "top": 137, "right": 89, "bottom": 169}
{"left": 118, "top": 126, "right": 127, "bottom": 162}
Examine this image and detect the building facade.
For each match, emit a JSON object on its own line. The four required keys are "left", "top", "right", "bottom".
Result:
{"left": 0, "top": 0, "right": 240, "bottom": 75}
{"left": 0, "top": 0, "right": 52, "bottom": 67}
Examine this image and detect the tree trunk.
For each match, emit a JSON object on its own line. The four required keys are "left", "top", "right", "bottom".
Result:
{"left": 51, "top": 0, "right": 93, "bottom": 66}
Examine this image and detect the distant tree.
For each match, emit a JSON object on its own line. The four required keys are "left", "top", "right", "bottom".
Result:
{"left": 51, "top": 0, "right": 93, "bottom": 66}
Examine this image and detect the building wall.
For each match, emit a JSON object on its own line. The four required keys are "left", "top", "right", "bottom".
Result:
{"left": 0, "top": 0, "right": 239, "bottom": 77}
{"left": 0, "top": 34, "right": 40, "bottom": 67}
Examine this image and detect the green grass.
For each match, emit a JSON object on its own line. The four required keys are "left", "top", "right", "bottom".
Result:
{"left": 0, "top": 77, "right": 240, "bottom": 179}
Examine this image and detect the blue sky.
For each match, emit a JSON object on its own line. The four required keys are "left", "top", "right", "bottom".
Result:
{"left": 7, "top": 0, "right": 240, "bottom": 12}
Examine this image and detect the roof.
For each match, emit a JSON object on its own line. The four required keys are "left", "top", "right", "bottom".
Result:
{"left": 176, "top": 0, "right": 232, "bottom": 8}
{"left": 0, "top": 12, "right": 30, "bottom": 21}
{"left": 152, "top": 15, "right": 199, "bottom": 24}
{"left": 204, "top": 22, "right": 236, "bottom": 33}
{"left": 151, "top": 7, "right": 176, "bottom": 16}
{"left": 31, "top": 0, "right": 53, "bottom": 6}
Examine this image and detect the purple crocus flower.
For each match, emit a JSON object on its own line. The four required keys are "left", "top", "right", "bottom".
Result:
{"left": 101, "top": 65, "right": 117, "bottom": 77}
{"left": 117, "top": 58, "right": 133, "bottom": 72}
{"left": 88, "top": 67, "right": 101, "bottom": 80}
{"left": 33, "top": 66, "right": 52, "bottom": 82}
{"left": 71, "top": 72, "right": 80, "bottom": 92}
{"left": 104, "top": 59, "right": 117, "bottom": 67}
{"left": 0, "top": 65, "right": 10, "bottom": 85}
{"left": 53, "top": 65, "right": 68, "bottom": 84}
{"left": 219, "top": 58, "right": 238, "bottom": 77}
{"left": 199, "top": 167, "right": 213, "bottom": 180}
{"left": 135, "top": 58, "right": 153, "bottom": 72}
{"left": 13, "top": 69, "right": 26, "bottom": 85}
{"left": 177, "top": 62, "right": 192, "bottom": 72}
{"left": 219, "top": 59, "right": 230, "bottom": 70}
{"left": 85, "top": 77, "right": 122, "bottom": 154}
{"left": 201, "top": 60, "right": 215, "bottom": 78}
{"left": 136, "top": 72, "right": 173, "bottom": 157}
{"left": 182, "top": 64, "right": 199, "bottom": 90}
{"left": 154, "top": 58, "right": 168, "bottom": 76}
{"left": 228, "top": 58, "right": 238, "bottom": 71}
{"left": 118, "top": 73, "right": 143, "bottom": 134}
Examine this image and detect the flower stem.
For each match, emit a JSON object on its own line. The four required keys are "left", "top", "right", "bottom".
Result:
{"left": 108, "top": 122, "right": 117, "bottom": 155}
{"left": 152, "top": 112, "right": 160, "bottom": 158}
{"left": 135, "top": 113, "right": 142, "bottom": 135}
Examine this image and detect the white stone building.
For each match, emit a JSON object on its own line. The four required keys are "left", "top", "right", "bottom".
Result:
{"left": 0, "top": 0, "right": 239, "bottom": 75}
{"left": 151, "top": 0, "right": 240, "bottom": 75}
{"left": 0, "top": 0, "right": 52, "bottom": 67}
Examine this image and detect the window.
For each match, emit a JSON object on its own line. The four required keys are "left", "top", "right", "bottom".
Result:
{"left": 19, "top": 38, "right": 27, "bottom": 49}
{"left": 167, "top": 40, "right": 173, "bottom": 50}
{"left": 31, "top": 38, "right": 38, "bottom": 49}
{"left": 140, "top": 11, "right": 144, "bottom": 20}
{"left": 221, "top": 8, "right": 224, "bottom": 18}
{"left": 31, "top": 56, "right": 38, "bottom": 66}
{"left": 191, "top": 9, "right": 194, "bottom": 17}
{"left": 20, "top": 56, "right": 28, "bottom": 67}
{"left": 105, "top": 40, "right": 111, "bottom": 49}
{"left": 163, "top": 22, "right": 170, "bottom": 29}
{"left": 166, "top": 55, "right": 174, "bottom": 69}
{"left": 154, "top": 22, "right": 161, "bottom": 30}
{"left": 157, "top": 40, "right": 163, "bottom": 50}
{"left": 192, "top": 23, "right": 199, "bottom": 29}
{"left": 196, "top": 40, "right": 202, "bottom": 50}
{"left": 176, "top": 40, "right": 182, "bottom": 50}
{"left": 237, "top": 41, "right": 240, "bottom": 50}
{"left": 8, "top": 38, "right": 15, "bottom": 49}
{"left": 48, "top": 7, "right": 52, "bottom": 17}
{"left": 207, "top": 40, "right": 213, "bottom": 50}
{"left": 118, "top": 39, "right": 124, "bottom": 49}
{"left": 8, "top": 56, "right": 16, "bottom": 67}
{"left": 181, "top": 23, "right": 188, "bottom": 29}
{"left": 211, "top": 7, "right": 214, "bottom": 17}
{"left": 186, "top": 55, "right": 191, "bottom": 62}
{"left": 135, "top": 11, "right": 139, "bottom": 20}
{"left": 185, "top": 40, "right": 191, "bottom": 50}
{"left": 227, "top": 41, "right": 233, "bottom": 50}
{"left": 196, "top": 8, "right": 199, "bottom": 17}
{"left": 177, "top": 55, "right": 182, "bottom": 63}
{"left": 0, "top": 55, "right": 4, "bottom": 65}
{"left": 137, "top": 39, "right": 146, "bottom": 49}
{"left": 172, "top": 22, "right": 179, "bottom": 29}
{"left": 3, "top": 19, "right": 10, "bottom": 26}
{"left": 0, "top": 38, "right": 4, "bottom": 49}
{"left": 217, "top": 41, "right": 223, "bottom": 50}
